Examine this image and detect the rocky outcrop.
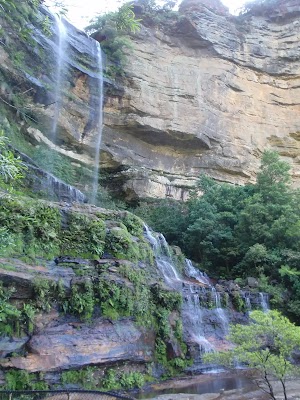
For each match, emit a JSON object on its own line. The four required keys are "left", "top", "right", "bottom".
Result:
{"left": 4, "top": 318, "right": 154, "bottom": 372}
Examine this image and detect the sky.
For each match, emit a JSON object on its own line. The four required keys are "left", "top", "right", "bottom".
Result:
{"left": 46, "top": 0, "right": 248, "bottom": 30}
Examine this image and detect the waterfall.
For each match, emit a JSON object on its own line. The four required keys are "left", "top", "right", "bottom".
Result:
{"left": 144, "top": 227, "right": 181, "bottom": 289}
{"left": 46, "top": 173, "right": 86, "bottom": 203}
{"left": 184, "top": 257, "right": 229, "bottom": 336}
{"left": 211, "top": 288, "right": 229, "bottom": 334}
{"left": 51, "top": 13, "right": 67, "bottom": 144}
{"left": 91, "top": 42, "right": 104, "bottom": 204}
{"left": 182, "top": 285, "right": 215, "bottom": 356}
{"left": 144, "top": 225, "right": 215, "bottom": 356}
{"left": 185, "top": 258, "right": 211, "bottom": 286}
{"left": 243, "top": 292, "right": 252, "bottom": 311}
{"left": 259, "top": 292, "right": 270, "bottom": 312}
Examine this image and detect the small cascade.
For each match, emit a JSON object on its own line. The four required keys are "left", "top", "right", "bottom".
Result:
{"left": 51, "top": 14, "right": 67, "bottom": 144}
{"left": 184, "top": 257, "right": 229, "bottom": 337}
{"left": 211, "top": 288, "right": 229, "bottom": 335}
{"left": 144, "top": 227, "right": 181, "bottom": 289}
{"left": 259, "top": 292, "right": 270, "bottom": 312}
{"left": 243, "top": 292, "right": 252, "bottom": 312}
{"left": 143, "top": 224, "right": 159, "bottom": 251}
{"left": 144, "top": 225, "right": 215, "bottom": 357}
{"left": 46, "top": 174, "right": 86, "bottom": 203}
{"left": 182, "top": 285, "right": 215, "bottom": 356}
{"left": 185, "top": 258, "right": 211, "bottom": 286}
{"left": 91, "top": 41, "right": 104, "bottom": 204}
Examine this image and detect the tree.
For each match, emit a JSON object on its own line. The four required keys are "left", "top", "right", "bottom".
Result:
{"left": 204, "top": 310, "right": 300, "bottom": 400}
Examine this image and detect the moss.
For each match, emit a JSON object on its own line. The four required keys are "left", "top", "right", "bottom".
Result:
{"left": 60, "top": 212, "right": 106, "bottom": 259}
{"left": 151, "top": 284, "right": 182, "bottom": 312}
{"left": 105, "top": 225, "right": 141, "bottom": 261}
{"left": 221, "top": 292, "right": 230, "bottom": 308}
{"left": 118, "top": 212, "right": 144, "bottom": 237}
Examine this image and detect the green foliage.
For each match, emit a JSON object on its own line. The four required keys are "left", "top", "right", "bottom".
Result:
{"left": 114, "top": 3, "right": 142, "bottom": 32}
{"left": 258, "top": 273, "right": 284, "bottom": 309}
{"left": 61, "top": 212, "right": 105, "bottom": 259}
{"left": 0, "top": 283, "right": 21, "bottom": 337}
{"left": 33, "top": 278, "right": 53, "bottom": 312}
{"left": 231, "top": 291, "right": 245, "bottom": 312}
{"left": 0, "top": 282, "right": 39, "bottom": 337}
{"left": 134, "top": 199, "right": 188, "bottom": 247}
{"left": 61, "top": 367, "right": 97, "bottom": 390}
{"left": 105, "top": 224, "right": 152, "bottom": 262}
{"left": 119, "top": 371, "right": 145, "bottom": 389}
{"left": 151, "top": 284, "right": 182, "bottom": 311}
{"left": 204, "top": 310, "right": 300, "bottom": 400}
{"left": 85, "top": 3, "right": 141, "bottom": 79}
{"left": 0, "top": 197, "right": 61, "bottom": 259}
{"left": 118, "top": 212, "right": 144, "bottom": 237}
{"left": 4, "top": 370, "right": 48, "bottom": 390}
{"left": 61, "top": 366, "right": 147, "bottom": 391}
{"left": 0, "top": 132, "right": 25, "bottom": 185}
{"left": 67, "top": 280, "right": 95, "bottom": 321}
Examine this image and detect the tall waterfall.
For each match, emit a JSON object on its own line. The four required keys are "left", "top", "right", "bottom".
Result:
{"left": 91, "top": 42, "right": 104, "bottom": 204}
{"left": 51, "top": 14, "right": 67, "bottom": 145}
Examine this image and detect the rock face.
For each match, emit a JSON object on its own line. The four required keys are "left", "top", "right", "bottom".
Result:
{"left": 102, "top": 0, "right": 300, "bottom": 199}
{"left": 8, "top": 318, "right": 154, "bottom": 372}
{"left": 1, "top": 1, "right": 300, "bottom": 201}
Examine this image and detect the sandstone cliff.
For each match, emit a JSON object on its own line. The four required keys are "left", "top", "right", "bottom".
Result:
{"left": 102, "top": 0, "right": 300, "bottom": 200}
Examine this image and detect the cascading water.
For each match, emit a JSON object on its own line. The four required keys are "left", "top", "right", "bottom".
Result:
{"left": 185, "top": 258, "right": 211, "bottom": 286}
{"left": 144, "top": 225, "right": 216, "bottom": 358}
{"left": 182, "top": 284, "right": 215, "bottom": 356}
{"left": 259, "top": 292, "right": 270, "bottom": 312}
{"left": 244, "top": 292, "right": 252, "bottom": 311}
{"left": 51, "top": 13, "right": 67, "bottom": 144}
{"left": 211, "top": 288, "right": 229, "bottom": 335}
{"left": 91, "top": 42, "right": 104, "bottom": 204}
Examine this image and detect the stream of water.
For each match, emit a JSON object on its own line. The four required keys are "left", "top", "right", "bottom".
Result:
{"left": 91, "top": 41, "right": 104, "bottom": 204}
{"left": 51, "top": 13, "right": 67, "bottom": 145}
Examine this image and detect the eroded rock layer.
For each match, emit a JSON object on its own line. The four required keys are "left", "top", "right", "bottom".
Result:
{"left": 102, "top": 0, "right": 300, "bottom": 199}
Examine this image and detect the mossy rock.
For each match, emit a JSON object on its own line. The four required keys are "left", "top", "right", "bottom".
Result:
{"left": 60, "top": 212, "right": 106, "bottom": 259}
{"left": 105, "top": 226, "right": 141, "bottom": 261}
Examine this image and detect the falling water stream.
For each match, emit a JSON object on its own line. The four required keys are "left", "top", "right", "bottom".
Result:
{"left": 51, "top": 14, "right": 67, "bottom": 145}
{"left": 91, "top": 42, "right": 104, "bottom": 204}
